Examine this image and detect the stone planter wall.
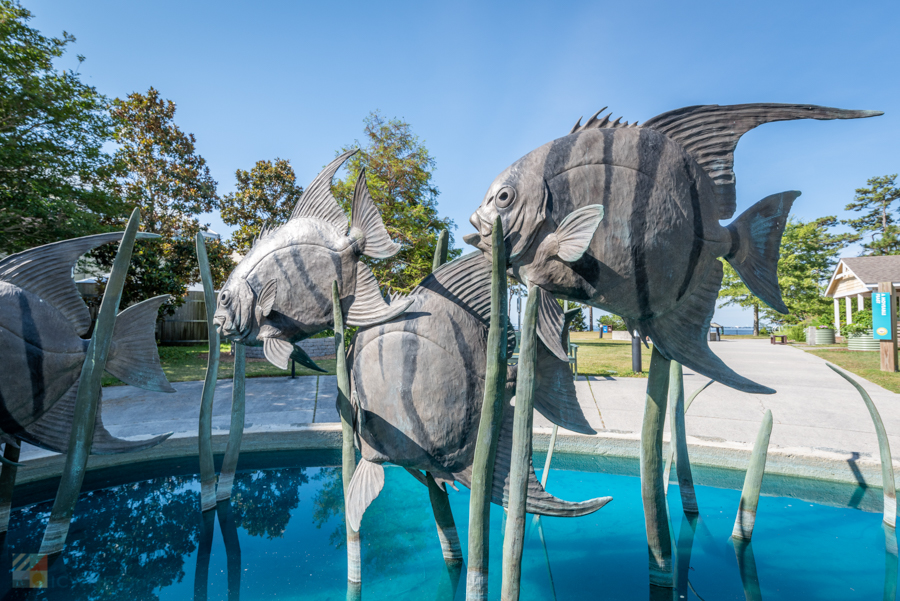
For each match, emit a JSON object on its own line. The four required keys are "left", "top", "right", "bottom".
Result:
{"left": 237, "top": 337, "right": 336, "bottom": 360}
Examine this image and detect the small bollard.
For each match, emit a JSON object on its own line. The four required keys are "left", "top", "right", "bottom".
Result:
{"left": 632, "top": 330, "right": 642, "bottom": 374}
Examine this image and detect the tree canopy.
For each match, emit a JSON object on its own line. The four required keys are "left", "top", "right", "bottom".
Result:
{"left": 220, "top": 158, "right": 303, "bottom": 253}
{"left": 92, "top": 88, "right": 232, "bottom": 313}
{"left": 842, "top": 174, "right": 900, "bottom": 255}
{"left": 332, "top": 111, "right": 459, "bottom": 294}
{"left": 0, "top": 1, "right": 123, "bottom": 254}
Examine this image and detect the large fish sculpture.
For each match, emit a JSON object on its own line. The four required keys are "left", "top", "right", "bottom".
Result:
{"left": 464, "top": 103, "right": 882, "bottom": 393}
{"left": 214, "top": 150, "right": 413, "bottom": 370}
{"left": 0, "top": 232, "right": 175, "bottom": 454}
{"left": 344, "top": 251, "right": 612, "bottom": 531}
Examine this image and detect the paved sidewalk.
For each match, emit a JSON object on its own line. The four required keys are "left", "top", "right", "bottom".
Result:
{"left": 18, "top": 340, "right": 900, "bottom": 468}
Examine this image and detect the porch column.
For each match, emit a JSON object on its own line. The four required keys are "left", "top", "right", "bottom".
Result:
{"left": 858, "top": 294, "right": 865, "bottom": 311}
{"left": 834, "top": 298, "right": 840, "bottom": 331}
{"left": 846, "top": 296, "right": 853, "bottom": 325}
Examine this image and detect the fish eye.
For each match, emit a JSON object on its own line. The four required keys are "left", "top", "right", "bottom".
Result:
{"left": 495, "top": 185, "right": 517, "bottom": 209}
{"left": 220, "top": 290, "right": 230, "bottom": 305}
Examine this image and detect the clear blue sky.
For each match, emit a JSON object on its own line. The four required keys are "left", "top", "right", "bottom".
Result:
{"left": 31, "top": 0, "right": 899, "bottom": 326}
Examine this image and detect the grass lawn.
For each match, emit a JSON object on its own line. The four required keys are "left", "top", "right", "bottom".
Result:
{"left": 102, "top": 343, "right": 336, "bottom": 387}
{"left": 568, "top": 332, "right": 652, "bottom": 378}
{"left": 802, "top": 347, "right": 900, "bottom": 394}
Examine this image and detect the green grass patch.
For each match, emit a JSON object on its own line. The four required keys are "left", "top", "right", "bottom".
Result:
{"left": 102, "top": 343, "right": 336, "bottom": 387}
{"left": 569, "top": 332, "right": 651, "bottom": 378}
{"left": 803, "top": 347, "right": 900, "bottom": 394}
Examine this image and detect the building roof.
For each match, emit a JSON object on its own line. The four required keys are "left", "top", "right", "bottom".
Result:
{"left": 825, "top": 255, "right": 900, "bottom": 298}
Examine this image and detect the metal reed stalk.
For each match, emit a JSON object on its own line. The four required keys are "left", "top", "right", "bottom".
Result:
{"left": 732, "top": 409, "right": 773, "bottom": 540}
{"left": 0, "top": 441, "right": 20, "bottom": 533}
{"left": 333, "top": 281, "right": 361, "bottom": 584}
{"left": 640, "top": 346, "right": 674, "bottom": 587}
{"left": 828, "top": 364, "right": 897, "bottom": 527}
{"left": 197, "top": 232, "right": 220, "bottom": 512}
{"left": 500, "top": 284, "right": 540, "bottom": 601}
{"left": 433, "top": 229, "right": 449, "bottom": 273}
{"left": 427, "top": 472, "right": 463, "bottom": 564}
{"left": 38, "top": 208, "right": 144, "bottom": 555}
{"left": 466, "top": 217, "right": 508, "bottom": 601}
{"left": 668, "top": 362, "right": 698, "bottom": 513}
{"left": 217, "top": 342, "right": 246, "bottom": 501}
{"left": 664, "top": 379, "right": 713, "bottom": 494}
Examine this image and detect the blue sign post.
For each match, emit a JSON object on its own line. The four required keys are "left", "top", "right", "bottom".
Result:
{"left": 874, "top": 293, "right": 894, "bottom": 340}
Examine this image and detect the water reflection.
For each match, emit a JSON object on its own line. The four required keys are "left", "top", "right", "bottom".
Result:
{"left": 886, "top": 525, "right": 898, "bottom": 601}
{"left": 732, "top": 539, "right": 762, "bottom": 601}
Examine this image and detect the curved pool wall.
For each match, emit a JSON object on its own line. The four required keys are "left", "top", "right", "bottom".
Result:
{"left": 13, "top": 424, "right": 893, "bottom": 493}
{"left": 2, "top": 449, "right": 893, "bottom": 601}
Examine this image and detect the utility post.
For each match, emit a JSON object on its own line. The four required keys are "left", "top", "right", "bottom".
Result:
{"left": 874, "top": 282, "right": 898, "bottom": 372}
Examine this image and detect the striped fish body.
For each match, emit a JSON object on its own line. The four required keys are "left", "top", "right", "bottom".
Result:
{"left": 0, "top": 281, "right": 88, "bottom": 430}
{"left": 483, "top": 127, "right": 731, "bottom": 322}
{"left": 219, "top": 218, "right": 360, "bottom": 345}
{"left": 350, "top": 289, "right": 487, "bottom": 477}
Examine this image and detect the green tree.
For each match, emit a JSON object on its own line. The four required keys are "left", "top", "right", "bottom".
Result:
{"left": 220, "top": 158, "right": 303, "bottom": 253}
{"left": 599, "top": 314, "right": 626, "bottom": 331}
{"left": 332, "top": 111, "right": 459, "bottom": 294}
{"left": 92, "top": 87, "right": 232, "bottom": 314}
{"left": 0, "top": 1, "right": 123, "bottom": 254}
{"left": 842, "top": 174, "right": 900, "bottom": 255}
{"left": 719, "top": 216, "right": 849, "bottom": 327}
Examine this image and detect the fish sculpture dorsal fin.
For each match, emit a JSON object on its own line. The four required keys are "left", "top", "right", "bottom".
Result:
{"left": 642, "top": 103, "right": 883, "bottom": 220}
{"left": 289, "top": 149, "right": 357, "bottom": 232}
{"left": 568, "top": 106, "right": 640, "bottom": 135}
{"left": 349, "top": 169, "right": 401, "bottom": 259}
{"left": 0, "top": 231, "right": 156, "bottom": 337}
{"left": 536, "top": 289, "right": 569, "bottom": 362}
{"left": 416, "top": 252, "right": 493, "bottom": 324}
{"left": 345, "top": 262, "right": 413, "bottom": 327}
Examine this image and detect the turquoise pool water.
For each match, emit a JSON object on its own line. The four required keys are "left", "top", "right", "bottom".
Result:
{"left": 0, "top": 450, "right": 893, "bottom": 600}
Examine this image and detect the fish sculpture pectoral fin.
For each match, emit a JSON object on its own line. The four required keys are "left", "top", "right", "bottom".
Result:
{"left": 641, "top": 261, "right": 775, "bottom": 395}
{"left": 290, "top": 345, "right": 326, "bottom": 373}
{"left": 106, "top": 295, "right": 176, "bottom": 393}
{"left": 536, "top": 204, "right": 605, "bottom": 263}
{"left": 263, "top": 338, "right": 295, "bottom": 370}
{"left": 725, "top": 191, "right": 800, "bottom": 315}
{"left": 257, "top": 279, "right": 278, "bottom": 317}
{"left": 348, "top": 169, "right": 401, "bottom": 259}
{"left": 346, "top": 458, "right": 385, "bottom": 532}
{"left": 345, "top": 263, "right": 413, "bottom": 327}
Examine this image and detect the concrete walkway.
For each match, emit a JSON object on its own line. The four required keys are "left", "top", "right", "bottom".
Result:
{"left": 18, "top": 340, "right": 900, "bottom": 477}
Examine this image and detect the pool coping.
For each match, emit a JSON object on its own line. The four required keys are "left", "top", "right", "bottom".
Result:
{"left": 13, "top": 424, "right": 888, "bottom": 490}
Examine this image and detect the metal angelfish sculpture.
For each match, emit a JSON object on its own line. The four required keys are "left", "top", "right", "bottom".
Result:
{"left": 213, "top": 150, "right": 413, "bottom": 370}
{"left": 0, "top": 232, "right": 175, "bottom": 454}
{"left": 465, "top": 103, "right": 882, "bottom": 393}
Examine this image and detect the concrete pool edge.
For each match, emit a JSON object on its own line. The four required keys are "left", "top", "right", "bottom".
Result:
{"left": 13, "top": 424, "right": 889, "bottom": 490}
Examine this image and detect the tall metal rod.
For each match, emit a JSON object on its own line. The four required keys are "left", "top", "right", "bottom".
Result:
{"left": 427, "top": 472, "right": 463, "bottom": 564}
{"left": 640, "top": 346, "right": 673, "bottom": 588}
{"left": 0, "top": 441, "right": 20, "bottom": 533}
{"left": 668, "top": 362, "right": 698, "bottom": 514}
{"left": 466, "top": 217, "right": 508, "bottom": 601}
{"left": 217, "top": 343, "right": 246, "bottom": 502}
{"left": 333, "top": 281, "right": 361, "bottom": 585}
{"left": 500, "top": 284, "right": 540, "bottom": 601}
{"left": 197, "top": 232, "right": 220, "bottom": 512}
{"left": 433, "top": 229, "right": 449, "bottom": 273}
{"left": 39, "top": 208, "right": 143, "bottom": 555}
{"left": 732, "top": 410, "right": 773, "bottom": 540}
{"left": 540, "top": 426, "right": 559, "bottom": 489}
{"left": 664, "top": 380, "right": 713, "bottom": 494}
{"left": 828, "top": 364, "right": 897, "bottom": 527}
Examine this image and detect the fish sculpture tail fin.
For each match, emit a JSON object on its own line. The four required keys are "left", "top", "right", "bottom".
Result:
{"left": 349, "top": 168, "right": 401, "bottom": 259}
{"left": 346, "top": 458, "right": 385, "bottom": 531}
{"left": 106, "top": 295, "right": 176, "bottom": 393}
{"left": 725, "top": 191, "right": 800, "bottom": 315}
{"left": 455, "top": 400, "right": 611, "bottom": 517}
{"left": 640, "top": 261, "right": 775, "bottom": 394}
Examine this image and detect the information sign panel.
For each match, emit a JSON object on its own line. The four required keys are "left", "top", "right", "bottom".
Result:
{"left": 873, "top": 292, "right": 894, "bottom": 340}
